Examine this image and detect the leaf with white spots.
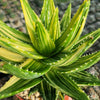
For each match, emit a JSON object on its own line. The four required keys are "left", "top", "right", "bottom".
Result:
{"left": 56, "top": 51, "right": 100, "bottom": 73}
{"left": 40, "top": 0, "right": 55, "bottom": 29}
{"left": 69, "top": 71, "right": 100, "bottom": 86}
{"left": 44, "top": 70, "right": 89, "bottom": 100}
{"left": 60, "top": 3, "right": 71, "bottom": 32}
{"left": 55, "top": 0, "right": 90, "bottom": 54}
{"left": 0, "top": 21, "right": 30, "bottom": 43}
{"left": 0, "top": 37, "right": 45, "bottom": 59}
{"left": 49, "top": 8, "right": 60, "bottom": 41}
{"left": 35, "top": 21, "right": 55, "bottom": 56}
{"left": 72, "top": 29, "right": 100, "bottom": 51}
{"left": 42, "top": 40, "right": 91, "bottom": 67}
{"left": 0, "top": 76, "right": 42, "bottom": 99}
{"left": 20, "top": 0, "right": 40, "bottom": 47}
{"left": 3, "top": 60, "right": 51, "bottom": 79}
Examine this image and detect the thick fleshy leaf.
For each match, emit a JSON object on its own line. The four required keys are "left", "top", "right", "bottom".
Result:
{"left": 0, "top": 76, "right": 42, "bottom": 99}
{"left": 20, "top": 0, "right": 39, "bottom": 47}
{"left": 40, "top": 0, "right": 55, "bottom": 29}
{"left": 36, "top": 80, "right": 57, "bottom": 100}
{"left": 57, "top": 92, "right": 65, "bottom": 100}
{"left": 44, "top": 70, "right": 89, "bottom": 100}
{"left": 72, "top": 29, "right": 100, "bottom": 50}
{"left": 0, "top": 37, "right": 45, "bottom": 59}
{"left": 29, "top": 81, "right": 63, "bottom": 100}
{"left": 3, "top": 60, "right": 51, "bottom": 79}
{"left": 49, "top": 8, "right": 60, "bottom": 41}
{"left": 36, "top": 21, "right": 55, "bottom": 56}
{"left": 56, "top": 51, "right": 100, "bottom": 73}
{"left": 60, "top": 4, "right": 71, "bottom": 32}
{"left": 0, "top": 21, "right": 30, "bottom": 43}
{"left": 69, "top": 71, "right": 100, "bottom": 86}
{"left": 0, "top": 47, "right": 25, "bottom": 62}
{"left": 63, "top": 2, "right": 89, "bottom": 52}
{"left": 43, "top": 28, "right": 100, "bottom": 67}
{"left": 42, "top": 41, "right": 90, "bottom": 67}
{"left": 0, "top": 61, "right": 8, "bottom": 74}
{"left": 55, "top": 0, "right": 90, "bottom": 54}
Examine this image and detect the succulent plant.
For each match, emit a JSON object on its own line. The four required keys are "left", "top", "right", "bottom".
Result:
{"left": 0, "top": 0, "right": 100, "bottom": 99}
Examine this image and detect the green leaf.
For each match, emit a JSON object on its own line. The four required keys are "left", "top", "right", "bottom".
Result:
{"left": 29, "top": 81, "right": 63, "bottom": 100}
{"left": 36, "top": 21, "right": 55, "bottom": 56}
{"left": 72, "top": 29, "right": 100, "bottom": 51}
{"left": 0, "top": 47, "right": 25, "bottom": 62}
{"left": 40, "top": 0, "right": 55, "bottom": 29}
{"left": 0, "top": 61, "right": 8, "bottom": 74}
{"left": 56, "top": 51, "right": 100, "bottom": 73}
{"left": 42, "top": 41, "right": 89, "bottom": 67}
{"left": 20, "top": 0, "right": 40, "bottom": 47}
{"left": 69, "top": 71, "right": 100, "bottom": 86}
{"left": 43, "top": 28, "right": 100, "bottom": 67}
{"left": 63, "top": 2, "right": 90, "bottom": 52}
{"left": 19, "top": 58, "right": 34, "bottom": 69}
{"left": 55, "top": 0, "right": 90, "bottom": 53}
{"left": 3, "top": 60, "right": 51, "bottom": 79}
{"left": 60, "top": 3, "right": 71, "bottom": 32}
{"left": 38, "top": 80, "right": 57, "bottom": 100}
{"left": 0, "top": 21, "right": 30, "bottom": 43}
{"left": 0, "top": 76, "right": 42, "bottom": 99}
{"left": 49, "top": 8, "right": 60, "bottom": 41}
{"left": 29, "top": 86, "right": 38, "bottom": 96}
{"left": 44, "top": 70, "right": 89, "bottom": 100}
{"left": 0, "top": 37, "right": 45, "bottom": 59}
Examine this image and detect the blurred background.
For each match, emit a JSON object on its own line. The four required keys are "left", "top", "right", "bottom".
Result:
{"left": 0, "top": 0, "right": 100, "bottom": 99}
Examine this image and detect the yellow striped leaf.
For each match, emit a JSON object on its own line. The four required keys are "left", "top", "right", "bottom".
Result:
{"left": 0, "top": 48, "right": 25, "bottom": 62}
{"left": 60, "top": 4, "right": 71, "bottom": 32}
{"left": 55, "top": 0, "right": 90, "bottom": 54}
{"left": 0, "top": 21, "right": 30, "bottom": 43}
{"left": 36, "top": 21, "right": 55, "bottom": 56}
{"left": 3, "top": 60, "right": 51, "bottom": 79}
{"left": 20, "top": 0, "right": 39, "bottom": 47}
{"left": 40, "top": 0, "right": 55, "bottom": 29}
{"left": 0, "top": 37, "right": 45, "bottom": 59}
{"left": 49, "top": 8, "right": 60, "bottom": 41}
{"left": 0, "top": 76, "right": 42, "bottom": 99}
{"left": 56, "top": 51, "right": 100, "bottom": 73}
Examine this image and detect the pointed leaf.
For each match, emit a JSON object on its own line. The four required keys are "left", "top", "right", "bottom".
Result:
{"left": 63, "top": 2, "right": 90, "bottom": 52}
{"left": 40, "top": 0, "right": 55, "bottom": 29}
{"left": 44, "top": 71, "right": 89, "bottom": 100}
{"left": 0, "top": 76, "right": 42, "bottom": 99}
{"left": 43, "top": 28, "right": 100, "bottom": 66}
{"left": 0, "top": 21, "right": 30, "bottom": 43}
{"left": 0, "top": 47, "right": 25, "bottom": 62}
{"left": 0, "top": 37, "right": 45, "bottom": 59}
{"left": 69, "top": 71, "right": 100, "bottom": 86}
{"left": 42, "top": 41, "right": 89, "bottom": 67}
{"left": 55, "top": 0, "right": 90, "bottom": 53}
{"left": 56, "top": 51, "right": 100, "bottom": 73}
{"left": 60, "top": 4, "right": 71, "bottom": 32}
{"left": 37, "top": 80, "right": 57, "bottom": 100}
{"left": 20, "top": 0, "right": 40, "bottom": 47}
{"left": 3, "top": 60, "right": 51, "bottom": 79}
{"left": 36, "top": 21, "right": 55, "bottom": 56}
{"left": 72, "top": 29, "right": 100, "bottom": 50}
{"left": 49, "top": 8, "right": 60, "bottom": 41}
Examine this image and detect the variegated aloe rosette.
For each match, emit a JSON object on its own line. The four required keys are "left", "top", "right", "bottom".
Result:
{"left": 0, "top": 0, "right": 100, "bottom": 100}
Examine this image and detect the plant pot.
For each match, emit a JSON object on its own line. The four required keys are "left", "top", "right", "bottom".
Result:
{"left": 64, "top": 95, "right": 72, "bottom": 100}
{"left": 15, "top": 95, "right": 24, "bottom": 100}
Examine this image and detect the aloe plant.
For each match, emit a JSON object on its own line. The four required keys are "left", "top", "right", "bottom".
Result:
{"left": 0, "top": 0, "right": 100, "bottom": 99}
